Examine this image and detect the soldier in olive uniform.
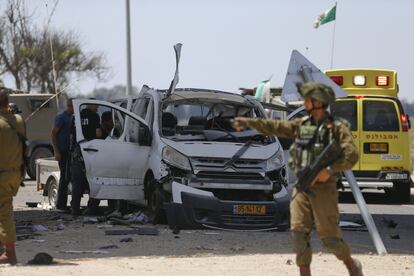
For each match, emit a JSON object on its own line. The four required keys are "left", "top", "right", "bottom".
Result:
{"left": 234, "top": 83, "right": 363, "bottom": 276}
{"left": 0, "top": 88, "right": 25, "bottom": 265}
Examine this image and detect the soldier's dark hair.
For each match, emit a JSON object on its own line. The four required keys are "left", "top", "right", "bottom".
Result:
{"left": 101, "top": 111, "right": 112, "bottom": 123}
{"left": 0, "top": 87, "right": 9, "bottom": 108}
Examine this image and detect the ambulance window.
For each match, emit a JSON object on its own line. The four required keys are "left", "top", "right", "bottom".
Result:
{"left": 331, "top": 101, "right": 357, "bottom": 131}
{"left": 363, "top": 100, "right": 399, "bottom": 131}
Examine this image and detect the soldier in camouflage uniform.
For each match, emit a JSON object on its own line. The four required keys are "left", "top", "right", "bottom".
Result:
{"left": 0, "top": 88, "right": 25, "bottom": 265}
{"left": 234, "top": 83, "right": 363, "bottom": 276}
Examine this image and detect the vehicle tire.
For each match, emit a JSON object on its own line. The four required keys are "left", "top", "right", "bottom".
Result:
{"left": 46, "top": 177, "right": 58, "bottom": 209}
{"left": 385, "top": 181, "right": 411, "bottom": 203}
{"left": 147, "top": 179, "right": 167, "bottom": 224}
{"left": 27, "top": 147, "right": 53, "bottom": 180}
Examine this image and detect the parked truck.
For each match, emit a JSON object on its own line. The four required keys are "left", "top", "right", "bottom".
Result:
{"left": 9, "top": 92, "right": 58, "bottom": 179}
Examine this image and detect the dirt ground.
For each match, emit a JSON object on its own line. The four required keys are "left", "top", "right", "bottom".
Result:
{"left": 1, "top": 254, "right": 414, "bottom": 276}
{"left": 0, "top": 208, "right": 412, "bottom": 275}
{"left": 1, "top": 182, "right": 413, "bottom": 275}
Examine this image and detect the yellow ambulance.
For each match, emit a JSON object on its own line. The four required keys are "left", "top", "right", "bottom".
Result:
{"left": 325, "top": 69, "right": 411, "bottom": 202}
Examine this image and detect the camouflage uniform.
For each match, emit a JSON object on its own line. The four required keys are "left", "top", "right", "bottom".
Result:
{"left": 0, "top": 111, "right": 25, "bottom": 244}
{"left": 242, "top": 83, "right": 359, "bottom": 267}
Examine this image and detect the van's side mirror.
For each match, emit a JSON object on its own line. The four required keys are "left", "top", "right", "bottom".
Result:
{"left": 138, "top": 125, "right": 152, "bottom": 146}
{"left": 279, "top": 137, "right": 294, "bottom": 150}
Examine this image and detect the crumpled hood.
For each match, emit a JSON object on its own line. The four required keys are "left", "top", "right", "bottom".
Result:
{"left": 161, "top": 138, "right": 280, "bottom": 160}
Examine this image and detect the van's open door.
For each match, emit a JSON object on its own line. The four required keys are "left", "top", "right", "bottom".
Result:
{"left": 73, "top": 99, "right": 151, "bottom": 200}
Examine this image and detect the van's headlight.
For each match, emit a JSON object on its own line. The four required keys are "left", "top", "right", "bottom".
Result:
{"left": 162, "top": 146, "right": 192, "bottom": 171}
{"left": 266, "top": 153, "right": 283, "bottom": 171}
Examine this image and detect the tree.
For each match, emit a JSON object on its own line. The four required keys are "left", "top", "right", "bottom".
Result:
{"left": 0, "top": 0, "right": 108, "bottom": 93}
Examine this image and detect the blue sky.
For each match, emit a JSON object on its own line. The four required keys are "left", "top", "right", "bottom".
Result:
{"left": 2, "top": 0, "right": 414, "bottom": 100}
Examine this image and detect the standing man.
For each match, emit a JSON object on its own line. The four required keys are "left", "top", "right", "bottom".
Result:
{"left": 234, "top": 83, "right": 363, "bottom": 276}
{"left": 70, "top": 102, "right": 101, "bottom": 216}
{"left": 0, "top": 88, "right": 25, "bottom": 265}
{"left": 51, "top": 98, "right": 74, "bottom": 212}
{"left": 100, "top": 111, "right": 114, "bottom": 139}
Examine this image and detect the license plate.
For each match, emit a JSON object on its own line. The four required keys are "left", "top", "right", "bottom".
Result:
{"left": 233, "top": 204, "right": 266, "bottom": 215}
{"left": 385, "top": 173, "right": 408, "bottom": 180}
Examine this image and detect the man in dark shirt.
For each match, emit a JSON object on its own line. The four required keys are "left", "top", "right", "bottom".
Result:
{"left": 70, "top": 103, "right": 102, "bottom": 216}
{"left": 51, "top": 98, "right": 73, "bottom": 212}
{"left": 100, "top": 111, "right": 113, "bottom": 139}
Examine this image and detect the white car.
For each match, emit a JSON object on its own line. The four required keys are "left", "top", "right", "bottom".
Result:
{"left": 73, "top": 87, "right": 290, "bottom": 230}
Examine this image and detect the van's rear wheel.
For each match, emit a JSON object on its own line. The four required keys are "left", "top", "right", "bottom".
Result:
{"left": 27, "top": 147, "right": 53, "bottom": 179}
{"left": 385, "top": 181, "right": 411, "bottom": 203}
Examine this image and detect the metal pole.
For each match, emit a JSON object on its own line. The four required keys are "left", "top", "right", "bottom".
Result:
{"left": 344, "top": 170, "right": 388, "bottom": 255}
{"left": 330, "top": 2, "right": 337, "bottom": 69}
{"left": 125, "top": 0, "right": 132, "bottom": 96}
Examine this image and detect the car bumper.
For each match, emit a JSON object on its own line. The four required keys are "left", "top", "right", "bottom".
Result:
{"left": 165, "top": 185, "right": 290, "bottom": 231}
{"left": 341, "top": 170, "right": 411, "bottom": 188}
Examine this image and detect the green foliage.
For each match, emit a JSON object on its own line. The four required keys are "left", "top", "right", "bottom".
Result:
{"left": 0, "top": 0, "right": 108, "bottom": 93}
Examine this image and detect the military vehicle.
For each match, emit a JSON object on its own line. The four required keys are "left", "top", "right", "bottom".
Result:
{"left": 9, "top": 91, "right": 58, "bottom": 179}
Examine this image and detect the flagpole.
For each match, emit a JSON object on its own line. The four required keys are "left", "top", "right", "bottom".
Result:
{"left": 330, "top": 2, "right": 337, "bottom": 69}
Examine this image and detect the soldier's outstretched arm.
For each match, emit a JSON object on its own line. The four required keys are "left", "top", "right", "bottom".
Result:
{"left": 236, "top": 117, "right": 301, "bottom": 138}
{"left": 331, "top": 123, "right": 359, "bottom": 173}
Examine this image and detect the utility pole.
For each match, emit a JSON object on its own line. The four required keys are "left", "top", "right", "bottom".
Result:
{"left": 125, "top": 0, "right": 132, "bottom": 96}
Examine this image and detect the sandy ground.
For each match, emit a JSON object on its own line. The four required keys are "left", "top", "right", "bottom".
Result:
{"left": 1, "top": 254, "right": 414, "bottom": 276}
{"left": 0, "top": 182, "right": 413, "bottom": 275}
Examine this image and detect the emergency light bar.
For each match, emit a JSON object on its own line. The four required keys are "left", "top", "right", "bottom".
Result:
{"left": 324, "top": 69, "right": 398, "bottom": 97}
{"left": 376, "top": 76, "right": 389, "bottom": 86}
{"left": 353, "top": 75, "right": 366, "bottom": 86}
{"left": 330, "top": 75, "right": 343, "bottom": 86}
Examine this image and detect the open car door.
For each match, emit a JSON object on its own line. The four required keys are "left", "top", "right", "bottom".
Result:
{"left": 73, "top": 99, "right": 152, "bottom": 200}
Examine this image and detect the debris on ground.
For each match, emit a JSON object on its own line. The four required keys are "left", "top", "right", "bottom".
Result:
{"left": 32, "top": 240, "right": 46, "bottom": 243}
{"left": 109, "top": 217, "right": 132, "bottom": 226}
{"left": 339, "top": 221, "right": 367, "bottom": 231}
{"left": 17, "top": 234, "right": 37, "bottom": 241}
{"left": 26, "top": 202, "right": 40, "bottom": 208}
{"left": 98, "top": 245, "right": 119, "bottom": 250}
{"left": 123, "top": 211, "right": 149, "bottom": 224}
{"left": 382, "top": 218, "right": 398, "bottom": 229}
{"left": 286, "top": 259, "right": 294, "bottom": 265}
{"left": 56, "top": 223, "right": 65, "bottom": 231}
{"left": 59, "top": 250, "right": 110, "bottom": 254}
{"left": 97, "top": 224, "right": 113, "bottom": 229}
{"left": 191, "top": 246, "right": 218, "bottom": 251}
{"left": 83, "top": 217, "right": 99, "bottom": 224}
{"left": 172, "top": 226, "right": 180, "bottom": 235}
{"left": 120, "top": 237, "right": 133, "bottom": 243}
{"left": 390, "top": 234, "right": 400, "bottom": 239}
{"left": 230, "top": 246, "right": 245, "bottom": 252}
{"left": 32, "top": 224, "right": 48, "bottom": 233}
{"left": 104, "top": 227, "right": 159, "bottom": 236}
{"left": 27, "top": 252, "right": 54, "bottom": 265}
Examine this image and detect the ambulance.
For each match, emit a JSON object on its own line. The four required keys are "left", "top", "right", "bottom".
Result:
{"left": 325, "top": 69, "right": 411, "bottom": 202}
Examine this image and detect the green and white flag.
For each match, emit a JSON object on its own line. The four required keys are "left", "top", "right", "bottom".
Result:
{"left": 314, "top": 4, "right": 336, "bottom": 28}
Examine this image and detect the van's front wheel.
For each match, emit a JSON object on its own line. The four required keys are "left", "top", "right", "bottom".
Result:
{"left": 147, "top": 179, "right": 167, "bottom": 224}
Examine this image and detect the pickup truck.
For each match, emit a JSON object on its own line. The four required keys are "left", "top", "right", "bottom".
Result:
{"left": 36, "top": 157, "right": 60, "bottom": 208}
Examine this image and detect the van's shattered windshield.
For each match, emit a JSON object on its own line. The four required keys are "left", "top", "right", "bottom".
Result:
{"left": 161, "top": 100, "right": 274, "bottom": 144}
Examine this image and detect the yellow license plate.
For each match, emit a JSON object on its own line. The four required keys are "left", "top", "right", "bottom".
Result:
{"left": 233, "top": 204, "right": 266, "bottom": 215}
